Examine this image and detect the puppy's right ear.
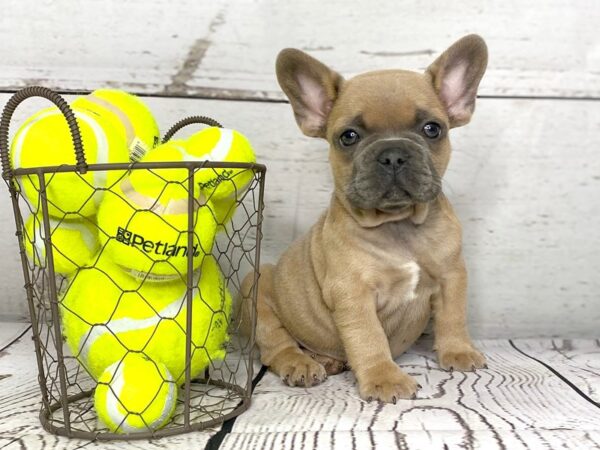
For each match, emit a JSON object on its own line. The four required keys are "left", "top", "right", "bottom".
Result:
{"left": 276, "top": 49, "right": 343, "bottom": 138}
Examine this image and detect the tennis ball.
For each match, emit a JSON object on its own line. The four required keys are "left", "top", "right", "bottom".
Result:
{"left": 94, "top": 353, "right": 176, "bottom": 433}
{"left": 184, "top": 127, "right": 256, "bottom": 202}
{"left": 23, "top": 214, "right": 99, "bottom": 276}
{"left": 61, "top": 256, "right": 232, "bottom": 383}
{"left": 96, "top": 140, "right": 218, "bottom": 281}
{"left": 73, "top": 89, "right": 160, "bottom": 162}
{"left": 11, "top": 107, "right": 130, "bottom": 217}
{"left": 210, "top": 197, "right": 238, "bottom": 228}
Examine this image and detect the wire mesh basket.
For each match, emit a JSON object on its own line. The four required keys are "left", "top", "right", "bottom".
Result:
{"left": 0, "top": 86, "right": 265, "bottom": 440}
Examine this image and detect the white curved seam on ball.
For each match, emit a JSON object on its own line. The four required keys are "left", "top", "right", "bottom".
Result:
{"left": 119, "top": 177, "right": 200, "bottom": 216}
{"left": 12, "top": 109, "right": 59, "bottom": 168}
{"left": 207, "top": 128, "right": 233, "bottom": 161}
{"left": 12, "top": 110, "right": 56, "bottom": 212}
{"left": 177, "top": 130, "right": 233, "bottom": 163}
{"left": 75, "top": 111, "right": 109, "bottom": 206}
{"left": 79, "top": 294, "right": 187, "bottom": 363}
{"left": 104, "top": 361, "right": 137, "bottom": 433}
{"left": 49, "top": 218, "right": 97, "bottom": 251}
{"left": 155, "top": 371, "right": 176, "bottom": 428}
{"left": 82, "top": 95, "right": 135, "bottom": 148}
{"left": 178, "top": 131, "right": 243, "bottom": 199}
{"left": 13, "top": 110, "right": 109, "bottom": 193}
{"left": 33, "top": 219, "right": 46, "bottom": 266}
{"left": 173, "top": 143, "right": 195, "bottom": 162}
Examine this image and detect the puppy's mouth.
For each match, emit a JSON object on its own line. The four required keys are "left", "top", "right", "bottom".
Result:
{"left": 346, "top": 179, "right": 440, "bottom": 212}
{"left": 375, "top": 188, "right": 413, "bottom": 211}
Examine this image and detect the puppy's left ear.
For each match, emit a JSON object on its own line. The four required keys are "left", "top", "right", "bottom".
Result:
{"left": 426, "top": 34, "right": 488, "bottom": 128}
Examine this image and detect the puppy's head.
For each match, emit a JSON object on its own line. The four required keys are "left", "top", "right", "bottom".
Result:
{"left": 276, "top": 35, "right": 487, "bottom": 215}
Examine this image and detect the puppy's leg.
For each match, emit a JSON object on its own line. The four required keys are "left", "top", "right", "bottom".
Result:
{"left": 241, "top": 264, "right": 327, "bottom": 387}
{"left": 432, "top": 260, "right": 486, "bottom": 371}
{"left": 331, "top": 287, "right": 419, "bottom": 403}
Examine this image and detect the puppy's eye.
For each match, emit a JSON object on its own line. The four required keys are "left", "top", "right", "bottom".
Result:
{"left": 422, "top": 122, "right": 441, "bottom": 139}
{"left": 340, "top": 129, "right": 360, "bottom": 146}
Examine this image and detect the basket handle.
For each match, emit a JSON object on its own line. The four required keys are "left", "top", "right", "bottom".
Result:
{"left": 161, "top": 115, "right": 223, "bottom": 143}
{"left": 0, "top": 86, "right": 87, "bottom": 181}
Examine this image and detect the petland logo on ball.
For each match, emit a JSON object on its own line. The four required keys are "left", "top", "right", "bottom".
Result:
{"left": 198, "top": 169, "right": 234, "bottom": 190}
{"left": 116, "top": 227, "right": 201, "bottom": 257}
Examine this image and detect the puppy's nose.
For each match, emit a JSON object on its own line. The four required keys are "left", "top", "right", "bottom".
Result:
{"left": 377, "top": 148, "right": 407, "bottom": 171}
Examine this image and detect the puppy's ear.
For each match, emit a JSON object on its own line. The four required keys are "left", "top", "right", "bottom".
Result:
{"left": 276, "top": 49, "right": 344, "bottom": 138}
{"left": 426, "top": 34, "right": 488, "bottom": 128}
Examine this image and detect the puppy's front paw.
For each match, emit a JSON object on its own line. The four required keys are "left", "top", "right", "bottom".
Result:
{"left": 271, "top": 349, "right": 328, "bottom": 387}
{"left": 357, "top": 361, "right": 419, "bottom": 403}
{"left": 438, "top": 345, "right": 486, "bottom": 371}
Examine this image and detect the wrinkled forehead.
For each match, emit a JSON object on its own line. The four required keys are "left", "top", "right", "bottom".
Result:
{"left": 328, "top": 70, "right": 448, "bottom": 134}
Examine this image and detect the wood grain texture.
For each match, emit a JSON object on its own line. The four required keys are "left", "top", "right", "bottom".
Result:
{"left": 183, "top": 0, "right": 600, "bottom": 100}
{"left": 222, "top": 430, "right": 600, "bottom": 450}
{"left": 0, "top": 323, "right": 29, "bottom": 350}
{"left": 217, "top": 339, "right": 600, "bottom": 450}
{"left": 0, "top": 0, "right": 599, "bottom": 98}
{"left": 2, "top": 328, "right": 600, "bottom": 449}
{"left": 1, "top": 95, "right": 599, "bottom": 337}
{"left": 0, "top": 0, "right": 222, "bottom": 96}
{"left": 511, "top": 339, "right": 600, "bottom": 403}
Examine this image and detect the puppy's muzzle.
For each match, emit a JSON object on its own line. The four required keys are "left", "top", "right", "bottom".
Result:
{"left": 345, "top": 137, "right": 441, "bottom": 211}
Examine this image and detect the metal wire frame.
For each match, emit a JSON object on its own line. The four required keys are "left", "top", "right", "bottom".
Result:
{"left": 0, "top": 87, "right": 266, "bottom": 440}
{"left": 162, "top": 115, "right": 224, "bottom": 143}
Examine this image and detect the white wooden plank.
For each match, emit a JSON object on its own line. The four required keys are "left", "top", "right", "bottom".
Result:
{"left": 512, "top": 339, "right": 600, "bottom": 403}
{"left": 0, "top": 323, "right": 29, "bottom": 350}
{"left": 0, "top": 434, "right": 214, "bottom": 450}
{"left": 0, "top": 95, "right": 598, "bottom": 338}
{"left": 0, "top": 0, "right": 599, "bottom": 98}
{"left": 219, "top": 430, "right": 600, "bottom": 450}
{"left": 0, "top": 0, "right": 222, "bottom": 95}
{"left": 188, "top": 0, "right": 600, "bottom": 99}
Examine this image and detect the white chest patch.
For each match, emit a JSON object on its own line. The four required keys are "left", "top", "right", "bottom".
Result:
{"left": 402, "top": 261, "right": 421, "bottom": 302}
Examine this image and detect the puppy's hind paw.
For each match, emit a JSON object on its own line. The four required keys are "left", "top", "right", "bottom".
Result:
{"left": 272, "top": 350, "right": 328, "bottom": 387}
{"left": 303, "top": 350, "right": 347, "bottom": 376}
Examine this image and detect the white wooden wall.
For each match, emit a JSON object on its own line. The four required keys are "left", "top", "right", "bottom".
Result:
{"left": 0, "top": 0, "right": 598, "bottom": 337}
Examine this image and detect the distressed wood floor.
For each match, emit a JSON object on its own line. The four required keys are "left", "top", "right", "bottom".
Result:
{"left": 1, "top": 323, "right": 599, "bottom": 450}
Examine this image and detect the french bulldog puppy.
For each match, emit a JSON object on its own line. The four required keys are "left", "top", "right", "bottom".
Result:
{"left": 243, "top": 34, "right": 488, "bottom": 403}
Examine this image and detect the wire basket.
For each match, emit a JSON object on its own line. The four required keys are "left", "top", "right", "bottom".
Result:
{"left": 0, "top": 86, "right": 265, "bottom": 440}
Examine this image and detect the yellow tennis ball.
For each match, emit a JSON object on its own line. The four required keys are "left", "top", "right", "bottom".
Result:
{"left": 23, "top": 214, "right": 99, "bottom": 276}
{"left": 184, "top": 127, "right": 256, "bottom": 202}
{"left": 73, "top": 89, "right": 160, "bottom": 162}
{"left": 11, "top": 107, "right": 130, "bottom": 217}
{"left": 210, "top": 197, "right": 238, "bottom": 228}
{"left": 61, "top": 256, "right": 231, "bottom": 383}
{"left": 94, "top": 353, "right": 176, "bottom": 433}
{"left": 96, "top": 141, "right": 218, "bottom": 280}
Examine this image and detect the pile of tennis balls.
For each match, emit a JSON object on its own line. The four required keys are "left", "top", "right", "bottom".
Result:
{"left": 10, "top": 89, "right": 256, "bottom": 433}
